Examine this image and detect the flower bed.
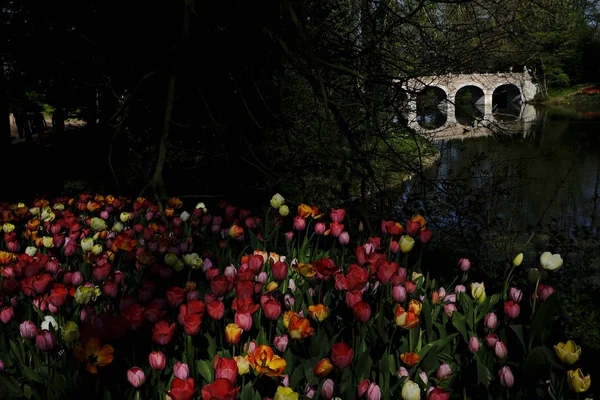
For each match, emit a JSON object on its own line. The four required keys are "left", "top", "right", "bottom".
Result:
{"left": 0, "top": 194, "right": 592, "bottom": 399}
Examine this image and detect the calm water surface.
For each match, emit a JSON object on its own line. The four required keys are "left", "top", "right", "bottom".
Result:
{"left": 407, "top": 105, "right": 600, "bottom": 232}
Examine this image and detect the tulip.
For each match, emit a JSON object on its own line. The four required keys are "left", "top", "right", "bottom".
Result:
{"left": 408, "top": 300, "right": 423, "bottom": 316}
{"left": 225, "top": 323, "right": 243, "bottom": 345}
{"left": 313, "top": 358, "right": 333, "bottom": 377}
{"left": 513, "top": 253, "right": 523, "bottom": 267}
{"left": 509, "top": 287, "right": 523, "bottom": 303}
{"left": 358, "top": 380, "right": 371, "bottom": 397}
{"left": 437, "top": 363, "right": 452, "bottom": 380}
{"left": 0, "top": 307, "right": 14, "bottom": 324}
{"left": 0, "top": 359, "right": 4, "bottom": 372}
{"left": 201, "top": 378, "right": 241, "bottom": 400}
{"left": 494, "top": 341, "right": 508, "bottom": 359}
{"left": 504, "top": 301, "right": 520, "bottom": 319}
{"left": 537, "top": 284, "right": 555, "bottom": 302}
{"left": 554, "top": 340, "right": 581, "bottom": 365}
{"left": 455, "top": 285, "right": 466, "bottom": 293}
{"left": 468, "top": 336, "right": 480, "bottom": 353}
{"left": 418, "top": 371, "right": 428, "bottom": 385}
{"left": 234, "top": 356, "right": 251, "bottom": 375}
{"left": 174, "top": 362, "right": 190, "bottom": 379}
{"left": 393, "top": 285, "right": 407, "bottom": 302}
{"left": 215, "top": 357, "right": 238, "bottom": 383}
{"left": 458, "top": 258, "right": 471, "bottom": 271}
{"left": 401, "top": 380, "right": 421, "bottom": 400}
{"left": 149, "top": 351, "right": 166, "bottom": 370}
{"left": 400, "top": 235, "right": 415, "bottom": 253}
{"left": 352, "top": 301, "right": 372, "bottom": 322}
{"left": 367, "top": 382, "right": 381, "bottom": 400}
{"left": 307, "top": 304, "right": 329, "bottom": 322}
{"left": 339, "top": 231, "right": 350, "bottom": 245}
{"left": 293, "top": 217, "right": 306, "bottom": 231}
{"left": 540, "top": 251, "right": 563, "bottom": 271}
{"left": 247, "top": 345, "right": 286, "bottom": 376}
{"left": 36, "top": 330, "right": 56, "bottom": 352}
{"left": 397, "top": 367, "right": 409, "bottom": 378}
{"left": 485, "top": 334, "right": 499, "bottom": 348}
{"left": 20, "top": 321, "right": 37, "bottom": 339}
{"left": 321, "top": 379, "right": 334, "bottom": 400}
{"left": 395, "top": 304, "right": 419, "bottom": 329}
{"left": 315, "top": 222, "right": 326, "bottom": 235}
{"left": 470, "top": 282, "right": 486, "bottom": 304}
{"left": 234, "top": 312, "right": 253, "bottom": 331}
{"left": 331, "top": 342, "right": 354, "bottom": 369}
{"left": 428, "top": 388, "right": 450, "bottom": 400}
{"left": 127, "top": 367, "right": 146, "bottom": 388}
{"left": 443, "top": 303, "right": 456, "bottom": 318}
{"left": 279, "top": 205, "right": 290, "bottom": 216}
{"left": 498, "top": 366, "right": 514, "bottom": 388}
{"left": 274, "top": 386, "right": 299, "bottom": 400}
{"left": 567, "top": 368, "right": 591, "bottom": 393}
{"left": 61, "top": 321, "right": 80, "bottom": 343}
{"left": 484, "top": 312, "right": 497, "bottom": 329}
{"left": 270, "top": 194, "right": 285, "bottom": 209}
{"left": 274, "top": 334, "right": 289, "bottom": 353}
{"left": 400, "top": 352, "right": 420, "bottom": 367}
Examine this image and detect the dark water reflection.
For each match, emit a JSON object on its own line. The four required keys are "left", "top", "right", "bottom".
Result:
{"left": 404, "top": 105, "right": 600, "bottom": 233}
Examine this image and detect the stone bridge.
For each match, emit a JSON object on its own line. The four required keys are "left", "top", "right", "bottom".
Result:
{"left": 400, "top": 68, "right": 539, "bottom": 136}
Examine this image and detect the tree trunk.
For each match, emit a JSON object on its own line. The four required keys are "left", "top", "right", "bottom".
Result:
{"left": 0, "top": 56, "right": 11, "bottom": 147}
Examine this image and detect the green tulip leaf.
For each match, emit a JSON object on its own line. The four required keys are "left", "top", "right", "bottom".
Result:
{"left": 529, "top": 293, "right": 558, "bottom": 349}
{"left": 475, "top": 357, "right": 492, "bottom": 387}
{"left": 197, "top": 359, "right": 214, "bottom": 384}
{"left": 509, "top": 324, "right": 526, "bottom": 352}
{"left": 451, "top": 311, "right": 468, "bottom": 342}
{"left": 204, "top": 333, "right": 217, "bottom": 360}
{"left": 355, "top": 350, "right": 373, "bottom": 381}
{"left": 422, "top": 300, "right": 433, "bottom": 341}
{"left": 290, "top": 363, "right": 305, "bottom": 389}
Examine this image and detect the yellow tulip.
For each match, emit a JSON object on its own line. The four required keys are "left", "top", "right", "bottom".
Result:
{"left": 554, "top": 340, "right": 581, "bottom": 365}
{"left": 400, "top": 235, "right": 415, "bottom": 253}
{"left": 279, "top": 205, "right": 290, "bottom": 217}
{"left": 2, "top": 223, "right": 15, "bottom": 233}
{"left": 513, "top": 253, "right": 523, "bottom": 267}
{"left": 471, "top": 282, "right": 487, "bottom": 304}
{"left": 266, "top": 282, "right": 279, "bottom": 293}
{"left": 270, "top": 194, "right": 285, "bottom": 209}
{"left": 567, "top": 368, "right": 591, "bottom": 393}
{"left": 42, "top": 236, "right": 54, "bottom": 248}
{"left": 274, "top": 386, "right": 299, "bottom": 400}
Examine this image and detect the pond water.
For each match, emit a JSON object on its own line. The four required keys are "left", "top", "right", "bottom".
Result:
{"left": 403, "top": 103, "right": 600, "bottom": 234}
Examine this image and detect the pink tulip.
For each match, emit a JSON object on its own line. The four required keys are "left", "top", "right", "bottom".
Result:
{"left": 455, "top": 285, "right": 466, "bottom": 293}
{"left": 504, "top": 301, "right": 520, "bottom": 319}
{"left": 0, "top": 307, "right": 14, "bottom": 324}
{"left": 392, "top": 285, "right": 407, "bottom": 303}
{"left": 437, "top": 363, "right": 452, "bottom": 380}
{"left": 274, "top": 334, "right": 289, "bottom": 353}
{"left": 366, "top": 382, "right": 381, "bottom": 400}
{"left": 35, "top": 330, "right": 56, "bottom": 352}
{"left": 339, "top": 231, "right": 350, "bottom": 245}
{"left": 485, "top": 334, "right": 499, "bottom": 348}
{"left": 494, "top": 341, "right": 508, "bottom": 359}
{"left": 173, "top": 362, "right": 189, "bottom": 379}
{"left": 458, "top": 258, "right": 471, "bottom": 271}
{"left": 20, "top": 321, "right": 37, "bottom": 339}
{"left": 358, "top": 380, "right": 370, "bottom": 397}
{"left": 484, "top": 312, "right": 497, "bottom": 330}
{"left": 444, "top": 303, "right": 457, "bottom": 318}
{"left": 509, "top": 287, "right": 523, "bottom": 303}
{"left": 468, "top": 336, "right": 480, "bottom": 353}
{"left": 498, "top": 366, "right": 514, "bottom": 388}
{"left": 127, "top": 367, "right": 146, "bottom": 388}
{"left": 321, "top": 379, "right": 334, "bottom": 400}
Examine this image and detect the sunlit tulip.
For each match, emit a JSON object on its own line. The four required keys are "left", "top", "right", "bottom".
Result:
{"left": 554, "top": 340, "right": 581, "bottom": 365}
{"left": 246, "top": 345, "right": 286, "bottom": 376}
{"left": 567, "top": 368, "right": 591, "bottom": 393}
{"left": 540, "top": 251, "right": 563, "bottom": 271}
{"left": 401, "top": 380, "right": 421, "bottom": 400}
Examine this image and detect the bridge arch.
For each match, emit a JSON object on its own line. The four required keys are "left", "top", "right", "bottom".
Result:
{"left": 416, "top": 85, "right": 448, "bottom": 129}
{"left": 492, "top": 83, "right": 522, "bottom": 121}
{"left": 454, "top": 83, "right": 486, "bottom": 126}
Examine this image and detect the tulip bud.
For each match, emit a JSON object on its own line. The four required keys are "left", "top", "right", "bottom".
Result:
{"left": 366, "top": 382, "right": 381, "bottom": 400}
{"left": 399, "top": 236, "right": 415, "bottom": 253}
{"left": 173, "top": 362, "right": 189, "bottom": 379}
{"left": 321, "top": 379, "right": 334, "bottom": 400}
{"left": 509, "top": 287, "right": 523, "bottom": 303}
{"left": 494, "top": 341, "right": 508, "bottom": 359}
{"left": 392, "top": 285, "right": 407, "bottom": 303}
{"left": 358, "top": 380, "right": 370, "bottom": 397}
{"left": 498, "top": 366, "right": 514, "bottom": 388}
{"left": 513, "top": 253, "right": 523, "bottom": 267}
{"left": 443, "top": 303, "right": 457, "bottom": 318}
{"left": 484, "top": 312, "right": 497, "bottom": 330}
{"left": 20, "top": 320, "right": 37, "bottom": 339}
{"left": 397, "top": 366, "right": 409, "bottom": 378}
{"left": 149, "top": 351, "right": 166, "bottom": 370}
{"left": 437, "top": 363, "right": 452, "bottom": 380}
{"left": 274, "top": 334, "right": 289, "bottom": 353}
{"left": 127, "top": 367, "right": 146, "bottom": 388}
{"left": 458, "top": 258, "right": 471, "bottom": 271}
{"left": 468, "top": 336, "right": 480, "bottom": 353}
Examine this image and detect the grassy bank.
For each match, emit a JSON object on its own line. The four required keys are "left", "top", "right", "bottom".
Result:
{"left": 541, "top": 83, "right": 600, "bottom": 110}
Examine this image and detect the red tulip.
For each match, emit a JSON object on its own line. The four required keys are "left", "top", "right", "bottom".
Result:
{"left": 314, "top": 258, "right": 338, "bottom": 277}
{"left": 377, "top": 262, "right": 399, "bottom": 284}
{"left": 36, "top": 329, "right": 56, "bottom": 352}
{"left": 271, "top": 261, "right": 288, "bottom": 281}
{"left": 183, "top": 314, "right": 202, "bottom": 336}
{"left": 234, "top": 312, "right": 253, "bottom": 331}
{"left": 122, "top": 304, "right": 144, "bottom": 331}
{"left": 346, "top": 265, "right": 368, "bottom": 291}
{"left": 345, "top": 290, "right": 362, "bottom": 309}
{"left": 200, "top": 378, "right": 240, "bottom": 400}
{"left": 262, "top": 299, "right": 282, "bottom": 321}
{"left": 331, "top": 342, "right": 354, "bottom": 369}
{"left": 235, "top": 281, "right": 254, "bottom": 299}
{"left": 207, "top": 300, "right": 225, "bottom": 320}
{"left": 215, "top": 357, "right": 238, "bottom": 383}
{"left": 127, "top": 367, "right": 146, "bottom": 388}
{"left": 503, "top": 300, "right": 520, "bottom": 319}
{"left": 352, "top": 301, "right": 371, "bottom": 323}
{"left": 428, "top": 388, "right": 450, "bottom": 400}
{"left": 166, "top": 287, "right": 186, "bottom": 308}
{"left": 152, "top": 321, "right": 175, "bottom": 345}
{"left": 210, "top": 276, "right": 230, "bottom": 298}
{"left": 168, "top": 377, "right": 196, "bottom": 400}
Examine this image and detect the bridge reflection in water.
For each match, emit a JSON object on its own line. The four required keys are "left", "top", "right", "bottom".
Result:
{"left": 404, "top": 103, "right": 538, "bottom": 140}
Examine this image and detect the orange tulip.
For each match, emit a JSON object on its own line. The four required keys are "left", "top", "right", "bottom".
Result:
{"left": 308, "top": 304, "right": 329, "bottom": 322}
{"left": 0, "top": 251, "right": 14, "bottom": 265}
{"left": 164, "top": 208, "right": 175, "bottom": 218}
{"left": 246, "top": 345, "right": 286, "bottom": 376}
{"left": 408, "top": 300, "right": 423, "bottom": 316}
{"left": 292, "top": 262, "right": 317, "bottom": 278}
{"left": 27, "top": 219, "right": 40, "bottom": 231}
{"left": 297, "top": 204, "right": 313, "bottom": 218}
{"left": 105, "top": 195, "right": 115, "bottom": 204}
{"left": 225, "top": 323, "right": 243, "bottom": 345}
{"left": 229, "top": 225, "right": 244, "bottom": 239}
{"left": 94, "top": 195, "right": 105, "bottom": 203}
{"left": 395, "top": 304, "right": 420, "bottom": 329}
{"left": 74, "top": 337, "right": 114, "bottom": 374}
{"left": 87, "top": 201, "right": 101, "bottom": 212}
{"left": 400, "top": 352, "right": 420, "bottom": 367}
{"left": 282, "top": 311, "right": 298, "bottom": 329}
{"left": 411, "top": 215, "right": 426, "bottom": 229}
{"left": 288, "top": 314, "right": 314, "bottom": 339}
{"left": 169, "top": 197, "right": 183, "bottom": 209}
{"left": 313, "top": 358, "right": 333, "bottom": 377}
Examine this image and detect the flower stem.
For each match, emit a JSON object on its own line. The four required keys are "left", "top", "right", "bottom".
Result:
{"left": 531, "top": 275, "right": 541, "bottom": 317}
